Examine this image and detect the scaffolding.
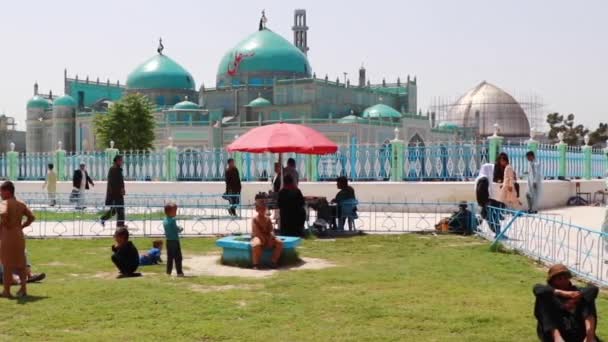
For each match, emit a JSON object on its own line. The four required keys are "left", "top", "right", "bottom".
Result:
{"left": 428, "top": 87, "right": 545, "bottom": 139}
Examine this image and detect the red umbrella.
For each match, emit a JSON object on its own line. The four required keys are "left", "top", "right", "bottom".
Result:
{"left": 226, "top": 122, "right": 338, "bottom": 155}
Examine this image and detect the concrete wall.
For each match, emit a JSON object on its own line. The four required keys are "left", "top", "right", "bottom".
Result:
{"left": 12, "top": 179, "right": 605, "bottom": 211}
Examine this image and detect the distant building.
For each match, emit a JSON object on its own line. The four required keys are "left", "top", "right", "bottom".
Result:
{"left": 26, "top": 9, "right": 464, "bottom": 153}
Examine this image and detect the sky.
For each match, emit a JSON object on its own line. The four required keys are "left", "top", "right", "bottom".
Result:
{"left": 1, "top": 0, "right": 606, "bottom": 131}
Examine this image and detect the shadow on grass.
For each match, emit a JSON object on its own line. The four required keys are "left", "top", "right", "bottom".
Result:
{"left": 16, "top": 295, "right": 49, "bottom": 305}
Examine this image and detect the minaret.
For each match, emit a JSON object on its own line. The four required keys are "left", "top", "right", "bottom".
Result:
{"left": 358, "top": 65, "right": 366, "bottom": 88}
{"left": 292, "top": 9, "right": 309, "bottom": 55}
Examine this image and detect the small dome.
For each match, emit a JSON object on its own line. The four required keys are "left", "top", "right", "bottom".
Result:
{"left": 437, "top": 122, "right": 460, "bottom": 131}
{"left": 338, "top": 115, "right": 366, "bottom": 124}
{"left": 217, "top": 28, "right": 311, "bottom": 84}
{"left": 173, "top": 100, "right": 200, "bottom": 110}
{"left": 53, "top": 95, "right": 77, "bottom": 107}
{"left": 247, "top": 96, "right": 272, "bottom": 107}
{"left": 127, "top": 54, "right": 195, "bottom": 90}
{"left": 27, "top": 95, "right": 52, "bottom": 110}
{"left": 362, "top": 104, "right": 402, "bottom": 119}
{"left": 446, "top": 81, "right": 530, "bottom": 137}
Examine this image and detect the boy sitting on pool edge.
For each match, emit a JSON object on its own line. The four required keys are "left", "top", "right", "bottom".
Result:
{"left": 251, "top": 195, "right": 283, "bottom": 269}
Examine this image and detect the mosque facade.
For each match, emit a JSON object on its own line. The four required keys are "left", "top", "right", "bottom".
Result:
{"left": 25, "top": 10, "right": 531, "bottom": 153}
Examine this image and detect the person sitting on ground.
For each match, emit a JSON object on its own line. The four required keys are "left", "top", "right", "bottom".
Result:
{"left": 277, "top": 174, "right": 306, "bottom": 237}
{"left": 331, "top": 176, "right": 357, "bottom": 230}
{"left": 251, "top": 196, "right": 284, "bottom": 269}
{"left": 139, "top": 240, "right": 163, "bottom": 266}
{"left": 446, "top": 202, "right": 475, "bottom": 235}
{"left": 163, "top": 203, "right": 184, "bottom": 277}
{"left": 533, "top": 264, "right": 600, "bottom": 342}
{"left": 111, "top": 227, "right": 140, "bottom": 278}
{"left": 0, "top": 252, "right": 46, "bottom": 285}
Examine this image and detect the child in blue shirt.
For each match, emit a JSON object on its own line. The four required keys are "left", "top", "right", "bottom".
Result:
{"left": 163, "top": 203, "right": 184, "bottom": 276}
{"left": 139, "top": 240, "right": 163, "bottom": 266}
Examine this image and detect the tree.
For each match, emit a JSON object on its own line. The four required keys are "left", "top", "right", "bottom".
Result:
{"left": 94, "top": 93, "right": 156, "bottom": 151}
{"left": 546, "top": 113, "right": 589, "bottom": 146}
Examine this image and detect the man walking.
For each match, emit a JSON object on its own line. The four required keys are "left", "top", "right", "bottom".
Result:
{"left": 526, "top": 151, "right": 542, "bottom": 214}
{"left": 224, "top": 158, "right": 241, "bottom": 217}
{"left": 72, "top": 163, "right": 94, "bottom": 209}
{"left": 101, "top": 155, "right": 126, "bottom": 227}
{"left": 43, "top": 163, "right": 57, "bottom": 207}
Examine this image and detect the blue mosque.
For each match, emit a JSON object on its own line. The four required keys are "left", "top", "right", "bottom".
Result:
{"left": 24, "top": 9, "right": 531, "bottom": 153}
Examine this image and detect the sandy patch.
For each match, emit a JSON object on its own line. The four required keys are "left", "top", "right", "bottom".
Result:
{"left": 40, "top": 261, "right": 73, "bottom": 267}
{"left": 188, "top": 284, "right": 262, "bottom": 294}
{"left": 91, "top": 271, "right": 150, "bottom": 280}
{"left": 183, "top": 255, "right": 336, "bottom": 278}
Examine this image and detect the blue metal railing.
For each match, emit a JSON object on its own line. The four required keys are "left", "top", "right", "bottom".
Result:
{"left": 3, "top": 141, "right": 607, "bottom": 182}
{"left": 478, "top": 206, "right": 608, "bottom": 286}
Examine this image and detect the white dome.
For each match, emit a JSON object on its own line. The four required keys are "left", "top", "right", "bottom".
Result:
{"left": 447, "top": 81, "right": 530, "bottom": 137}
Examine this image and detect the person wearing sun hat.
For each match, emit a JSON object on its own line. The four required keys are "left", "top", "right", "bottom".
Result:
{"left": 533, "top": 264, "right": 600, "bottom": 342}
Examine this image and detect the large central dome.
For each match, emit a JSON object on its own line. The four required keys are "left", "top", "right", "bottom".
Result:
{"left": 216, "top": 28, "right": 312, "bottom": 86}
{"left": 446, "top": 81, "right": 530, "bottom": 137}
{"left": 127, "top": 54, "right": 195, "bottom": 90}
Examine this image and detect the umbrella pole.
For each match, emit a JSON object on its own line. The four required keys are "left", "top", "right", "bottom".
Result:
{"left": 279, "top": 153, "right": 284, "bottom": 189}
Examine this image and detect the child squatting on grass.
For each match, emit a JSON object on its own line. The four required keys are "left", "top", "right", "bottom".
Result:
{"left": 111, "top": 227, "right": 141, "bottom": 278}
{"left": 0, "top": 181, "right": 35, "bottom": 298}
{"left": 163, "top": 203, "right": 184, "bottom": 277}
{"left": 251, "top": 196, "right": 283, "bottom": 270}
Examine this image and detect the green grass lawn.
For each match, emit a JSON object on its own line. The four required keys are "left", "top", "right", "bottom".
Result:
{"left": 32, "top": 210, "right": 166, "bottom": 222}
{"left": 0, "top": 234, "right": 605, "bottom": 341}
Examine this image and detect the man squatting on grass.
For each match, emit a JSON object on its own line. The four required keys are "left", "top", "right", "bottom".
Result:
{"left": 534, "top": 264, "right": 600, "bottom": 342}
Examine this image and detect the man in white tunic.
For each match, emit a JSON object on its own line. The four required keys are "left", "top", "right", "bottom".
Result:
{"left": 525, "top": 151, "right": 542, "bottom": 214}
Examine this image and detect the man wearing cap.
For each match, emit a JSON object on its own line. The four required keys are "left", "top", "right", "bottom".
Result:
{"left": 533, "top": 264, "right": 599, "bottom": 342}
{"left": 72, "top": 162, "right": 94, "bottom": 209}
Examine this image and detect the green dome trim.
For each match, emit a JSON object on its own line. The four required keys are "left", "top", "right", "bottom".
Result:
{"left": 53, "top": 95, "right": 77, "bottom": 107}
{"left": 217, "top": 29, "right": 312, "bottom": 79}
{"left": 127, "top": 54, "right": 195, "bottom": 90}
{"left": 173, "top": 100, "right": 200, "bottom": 110}
{"left": 362, "top": 104, "right": 402, "bottom": 119}
{"left": 247, "top": 96, "right": 272, "bottom": 107}
{"left": 27, "top": 95, "right": 52, "bottom": 110}
{"left": 338, "top": 115, "right": 367, "bottom": 124}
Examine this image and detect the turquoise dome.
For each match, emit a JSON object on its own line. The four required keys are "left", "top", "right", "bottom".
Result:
{"left": 217, "top": 29, "right": 311, "bottom": 81}
{"left": 127, "top": 54, "right": 195, "bottom": 90}
{"left": 173, "top": 100, "right": 200, "bottom": 110}
{"left": 437, "top": 122, "right": 460, "bottom": 131}
{"left": 362, "top": 104, "right": 402, "bottom": 119}
{"left": 338, "top": 115, "right": 366, "bottom": 124}
{"left": 27, "top": 95, "right": 52, "bottom": 110}
{"left": 247, "top": 96, "right": 272, "bottom": 107}
{"left": 53, "top": 95, "right": 76, "bottom": 107}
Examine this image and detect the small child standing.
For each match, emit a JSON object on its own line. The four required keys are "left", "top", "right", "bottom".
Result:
{"left": 111, "top": 227, "right": 140, "bottom": 278}
{"left": 163, "top": 203, "right": 184, "bottom": 276}
{"left": 139, "top": 240, "right": 163, "bottom": 266}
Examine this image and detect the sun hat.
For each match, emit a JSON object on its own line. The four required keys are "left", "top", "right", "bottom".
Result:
{"left": 547, "top": 264, "right": 572, "bottom": 282}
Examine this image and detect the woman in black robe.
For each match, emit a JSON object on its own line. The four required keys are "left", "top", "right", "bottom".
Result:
{"left": 277, "top": 174, "right": 306, "bottom": 237}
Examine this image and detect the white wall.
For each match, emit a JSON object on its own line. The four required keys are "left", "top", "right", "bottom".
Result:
{"left": 14, "top": 179, "right": 605, "bottom": 210}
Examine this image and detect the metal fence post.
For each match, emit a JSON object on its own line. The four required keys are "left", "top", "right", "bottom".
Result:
{"left": 54, "top": 141, "right": 67, "bottom": 181}
{"left": 6, "top": 142, "right": 19, "bottom": 181}
{"left": 105, "top": 141, "right": 119, "bottom": 171}
{"left": 390, "top": 128, "right": 404, "bottom": 181}
{"left": 557, "top": 132, "right": 567, "bottom": 179}
{"left": 165, "top": 137, "right": 178, "bottom": 181}
{"left": 582, "top": 134, "right": 592, "bottom": 180}
{"left": 488, "top": 123, "right": 504, "bottom": 163}
{"left": 307, "top": 155, "right": 319, "bottom": 181}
